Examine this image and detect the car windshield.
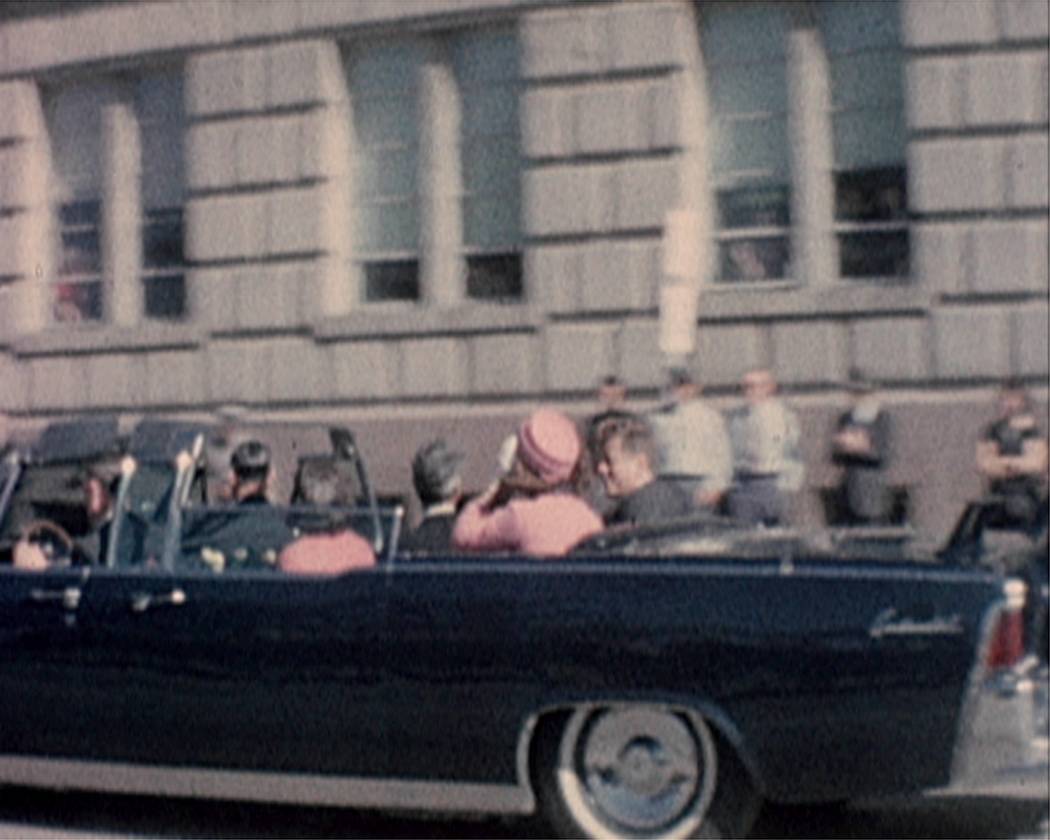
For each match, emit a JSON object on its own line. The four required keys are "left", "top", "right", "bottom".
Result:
{"left": 0, "top": 463, "right": 93, "bottom": 555}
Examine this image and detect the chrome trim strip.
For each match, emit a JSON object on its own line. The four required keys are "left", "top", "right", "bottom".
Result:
{"left": 0, "top": 756, "right": 534, "bottom": 815}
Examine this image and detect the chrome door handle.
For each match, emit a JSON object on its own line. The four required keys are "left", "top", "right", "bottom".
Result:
{"left": 129, "top": 588, "right": 187, "bottom": 614}
{"left": 29, "top": 586, "right": 82, "bottom": 611}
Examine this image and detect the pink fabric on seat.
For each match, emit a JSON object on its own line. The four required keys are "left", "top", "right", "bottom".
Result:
{"left": 278, "top": 530, "right": 376, "bottom": 575}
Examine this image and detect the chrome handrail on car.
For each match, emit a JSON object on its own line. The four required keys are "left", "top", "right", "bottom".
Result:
{"left": 0, "top": 450, "right": 21, "bottom": 535}
{"left": 161, "top": 432, "right": 205, "bottom": 571}
{"left": 330, "top": 427, "right": 384, "bottom": 557}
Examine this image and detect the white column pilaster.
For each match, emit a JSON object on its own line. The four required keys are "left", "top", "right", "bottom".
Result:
{"left": 102, "top": 101, "right": 141, "bottom": 326}
{"left": 418, "top": 44, "right": 464, "bottom": 308}
{"left": 4, "top": 82, "right": 49, "bottom": 334}
{"left": 314, "top": 40, "right": 355, "bottom": 318}
{"left": 787, "top": 25, "right": 837, "bottom": 287}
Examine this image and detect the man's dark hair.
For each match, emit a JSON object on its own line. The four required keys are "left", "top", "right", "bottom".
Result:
{"left": 230, "top": 440, "right": 270, "bottom": 484}
{"left": 296, "top": 458, "right": 348, "bottom": 507}
{"left": 412, "top": 439, "right": 464, "bottom": 507}
{"left": 594, "top": 413, "right": 658, "bottom": 468}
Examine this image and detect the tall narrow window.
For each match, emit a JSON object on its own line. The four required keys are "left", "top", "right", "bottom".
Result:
{"left": 453, "top": 29, "right": 523, "bottom": 302}
{"left": 47, "top": 82, "right": 116, "bottom": 322}
{"left": 137, "top": 73, "right": 187, "bottom": 319}
{"left": 350, "top": 42, "right": 423, "bottom": 302}
{"left": 821, "top": 0, "right": 908, "bottom": 280}
{"left": 703, "top": 2, "right": 793, "bottom": 283}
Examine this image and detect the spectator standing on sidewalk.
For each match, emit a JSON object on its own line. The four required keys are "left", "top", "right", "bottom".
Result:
{"left": 649, "top": 368, "right": 732, "bottom": 512}
{"left": 976, "top": 379, "right": 1048, "bottom": 532}
{"left": 727, "top": 368, "right": 804, "bottom": 527}
{"left": 831, "top": 372, "right": 893, "bottom": 525}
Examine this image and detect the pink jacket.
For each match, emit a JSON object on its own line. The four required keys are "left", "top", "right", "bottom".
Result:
{"left": 452, "top": 492, "right": 602, "bottom": 557}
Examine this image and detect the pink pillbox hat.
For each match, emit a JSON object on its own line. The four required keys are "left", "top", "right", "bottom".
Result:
{"left": 517, "top": 407, "right": 581, "bottom": 485}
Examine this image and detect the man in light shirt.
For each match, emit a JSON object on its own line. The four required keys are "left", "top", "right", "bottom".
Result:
{"left": 649, "top": 369, "right": 732, "bottom": 512}
{"left": 727, "top": 368, "right": 804, "bottom": 527}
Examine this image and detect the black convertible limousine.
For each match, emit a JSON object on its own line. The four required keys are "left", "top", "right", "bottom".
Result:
{"left": 0, "top": 418, "right": 1042, "bottom": 839}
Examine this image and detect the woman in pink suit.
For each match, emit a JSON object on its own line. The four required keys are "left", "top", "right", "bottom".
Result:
{"left": 453, "top": 408, "right": 602, "bottom": 557}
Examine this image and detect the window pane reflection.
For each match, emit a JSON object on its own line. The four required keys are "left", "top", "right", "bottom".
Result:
{"left": 454, "top": 27, "right": 521, "bottom": 294}
{"left": 823, "top": 0, "right": 907, "bottom": 280}
{"left": 53, "top": 280, "right": 103, "bottom": 323}
{"left": 718, "top": 237, "right": 790, "bottom": 283}
{"left": 702, "top": 2, "right": 791, "bottom": 284}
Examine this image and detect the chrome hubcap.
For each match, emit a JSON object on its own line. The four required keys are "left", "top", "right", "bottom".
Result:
{"left": 577, "top": 708, "right": 703, "bottom": 832}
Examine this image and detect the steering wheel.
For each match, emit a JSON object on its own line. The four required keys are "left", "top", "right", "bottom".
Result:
{"left": 20, "top": 519, "right": 76, "bottom": 567}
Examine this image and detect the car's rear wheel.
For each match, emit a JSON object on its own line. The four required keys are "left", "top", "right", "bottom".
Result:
{"left": 533, "top": 705, "right": 759, "bottom": 839}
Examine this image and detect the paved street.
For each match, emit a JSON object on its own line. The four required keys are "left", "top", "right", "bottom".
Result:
{"left": 0, "top": 784, "right": 1045, "bottom": 840}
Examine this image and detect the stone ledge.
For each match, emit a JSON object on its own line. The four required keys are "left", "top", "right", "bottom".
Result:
{"left": 695, "top": 283, "right": 934, "bottom": 322}
{"left": 13, "top": 324, "right": 203, "bottom": 357}
{"left": 315, "top": 303, "right": 543, "bottom": 341}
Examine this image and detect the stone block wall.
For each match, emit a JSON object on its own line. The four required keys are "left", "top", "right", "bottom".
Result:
{"left": 903, "top": 0, "right": 1049, "bottom": 389}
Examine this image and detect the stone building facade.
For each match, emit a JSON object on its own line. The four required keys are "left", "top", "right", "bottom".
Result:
{"left": 0, "top": 0, "right": 1047, "bottom": 534}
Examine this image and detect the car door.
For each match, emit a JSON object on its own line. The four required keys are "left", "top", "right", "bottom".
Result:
{"left": 70, "top": 555, "right": 392, "bottom": 779}
{"left": 0, "top": 564, "right": 98, "bottom": 759}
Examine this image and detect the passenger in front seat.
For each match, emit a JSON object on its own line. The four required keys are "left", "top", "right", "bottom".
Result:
{"left": 191, "top": 440, "right": 294, "bottom": 572}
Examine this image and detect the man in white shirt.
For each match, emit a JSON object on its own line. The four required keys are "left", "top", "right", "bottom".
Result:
{"left": 649, "top": 369, "right": 732, "bottom": 512}
{"left": 727, "top": 368, "right": 804, "bottom": 526}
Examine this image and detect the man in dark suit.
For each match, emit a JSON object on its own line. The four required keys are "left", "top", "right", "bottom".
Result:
{"left": 832, "top": 373, "right": 893, "bottom": 525}
{"left": 186, "top": 440, "right": 294, "bottom": 572}
{"left": 400, "top": 439, "right": 465, "bottom": 553}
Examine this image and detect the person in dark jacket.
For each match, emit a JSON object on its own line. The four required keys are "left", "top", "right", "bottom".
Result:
{"left": 831, "top": 373, "right": 893, "bottom": 525}
{"left": 188, "top": 440, "right": 294, "bottom": 572}
{"left": 400, "top": 439, "right": 466, "bottom": 553}
{"left": 593, "top": 413, "right": 693, "bottom": 527}
{"left": 976, "top": 379, "right": 1048, "bottom": 531}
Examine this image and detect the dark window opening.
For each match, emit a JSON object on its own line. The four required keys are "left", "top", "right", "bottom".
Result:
{"left": 364, "top": 260, "right": 419, "bottom": 302}
{"left": 143, "top": 207, "right": 186, "bottom": 319}
{"left": 835, "top": 166, "right": 907, "bottom": 223}
{"left": 838, "top": 230, "right": 909, "bottom": 280}
{"left": 144, "top": 274, "right": 186, "bottom": 320}
{"left": 466, "top": 253, "right": 522, "bottom": 301}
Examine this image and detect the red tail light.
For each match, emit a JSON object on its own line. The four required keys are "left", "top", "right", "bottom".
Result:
{"left": 985, "top": 579, "right": 1027, "bottom": 670}
{"left": 986, "top": 609, "right": 1024, "bottom": 669}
